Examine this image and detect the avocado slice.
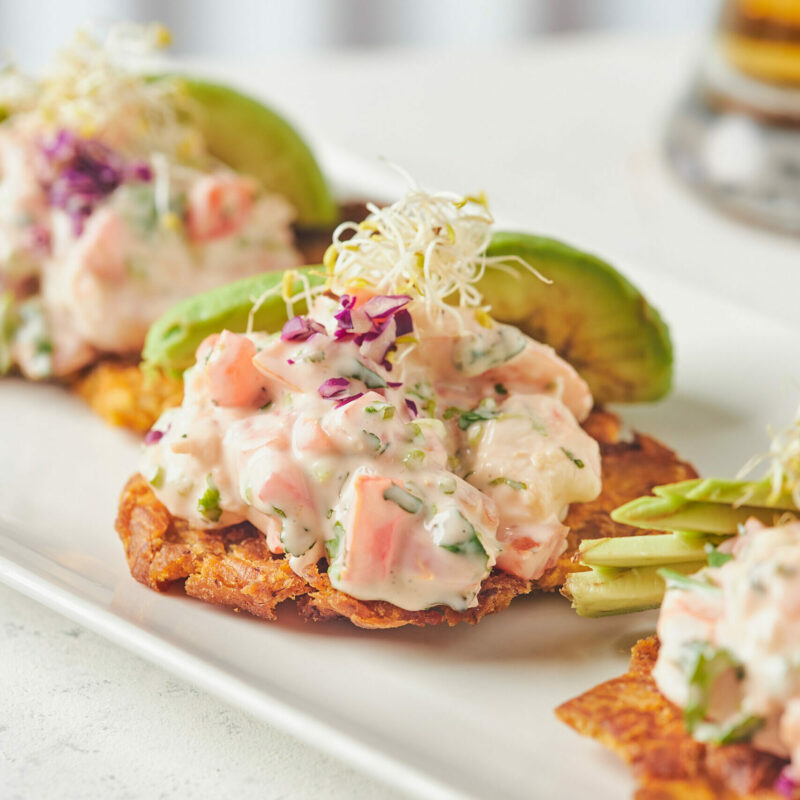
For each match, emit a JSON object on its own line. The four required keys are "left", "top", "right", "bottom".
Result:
{"left": 579, "top": 532, "right": 709, "bottom": 568}
{"left": 178, "top": 78, "right": 337, "bottom": 229}
{"left": 143, "top": 231, "right": 674, "bottom": 391}
{"left": 479, "top": 232, "right": 673, "bottom": 403}
{"left": 142, "top": 267, "right": 325, "bottom": 374}
{"left": 563, "top": 561, "right": 705, "bottom": 617}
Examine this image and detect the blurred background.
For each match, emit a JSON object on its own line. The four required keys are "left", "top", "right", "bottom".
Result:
{"left": 2, "top": 0, "right": 718, "bottom": 65}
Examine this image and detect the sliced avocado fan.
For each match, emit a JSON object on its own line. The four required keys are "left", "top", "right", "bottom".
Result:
{"left": 177, "top": 78, "right": 337, "bottom": 229}
{"left": 144, "top": 231, "right": 675, "bottom": 399}
{"left": 563, "top": 477, "right": 799, "bottom": 617}
{"left": 480, "top": 232, "right": 673, "bottom": 403}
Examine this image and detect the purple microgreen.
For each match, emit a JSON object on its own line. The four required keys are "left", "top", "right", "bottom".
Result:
{"left": 404, "top": 398, "right": 418, "bottom": 417}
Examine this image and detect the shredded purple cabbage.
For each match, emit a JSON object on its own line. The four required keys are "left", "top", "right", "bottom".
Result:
{"left": 332, "top": 294, "right": 414, "bottom": 370}
{"left": 776, "top": 768, "right": 799, "bottom": 798}
{"left": 319, "top": 377, "right": 350, "bottom": 398}
{"left": 144, "top": 428, "right": 166, "bottom": 445}
{"left": 334, "top": 392, "right": 364, "bottom": 408}
{"left": 333, "top": 294, "right": 356, "bottom": 331}
{"left": 281, "top": 315, "right": 326, "bottom": 342}
{"left": 362, "top": 294, "right": 412, "bottom": 321}
{"left": 40, "top": 129, "right": 152, "bottom": 235}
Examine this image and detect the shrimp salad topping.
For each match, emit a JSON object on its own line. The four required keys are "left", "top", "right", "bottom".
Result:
{"left": 141, "top": 294, "right": 600, "bottom": 611}
{"left": 140, "top": 185, "right": 603, "bottom": 611}
{"left": 0, "top": 23, "right": 298, "bottom": 378}
{"left": 654, "top": 519, "right": 800, "bottom": 778}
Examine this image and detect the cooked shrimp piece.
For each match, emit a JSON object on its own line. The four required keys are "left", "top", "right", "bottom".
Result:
{"left": 187, "top": 174, "right": 256, "bottom": 242}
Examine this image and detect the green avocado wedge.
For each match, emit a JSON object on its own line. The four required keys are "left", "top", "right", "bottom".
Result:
{"left": 142, "top": 267, "right": 325, "bottom": 375}
{"left": 143, "top": 231, "right": 675, "bottom": 390}
{"left": 177, "top": 78, "right": 337, "bottom": 229}
{"left": 479, "top": 232, "right": 673, "bottom": 403}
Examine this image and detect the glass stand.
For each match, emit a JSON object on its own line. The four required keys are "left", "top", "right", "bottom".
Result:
{"left": 666, "top": 46, "right": 800, "bottom": 236}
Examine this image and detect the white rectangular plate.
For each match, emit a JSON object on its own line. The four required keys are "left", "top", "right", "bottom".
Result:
{"left": 2, "top": 154, "right": 798, "bottom": 800}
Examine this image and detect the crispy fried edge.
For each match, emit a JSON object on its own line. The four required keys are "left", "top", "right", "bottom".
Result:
{"left": 555, "top": 637, "right": 785, "bottom": 800}
{"left": 74, "top": 361, "right": 183, "bottom": 432}
{"left": 115, "top": 409, "right": 697, "bottom": 628}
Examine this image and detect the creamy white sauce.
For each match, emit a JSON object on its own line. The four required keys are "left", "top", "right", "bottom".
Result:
{"left": 655, "top": 519, "right": 800, "bottom": 774}
{"left": 140, "top": 298, "right": 601, "bottom": 611}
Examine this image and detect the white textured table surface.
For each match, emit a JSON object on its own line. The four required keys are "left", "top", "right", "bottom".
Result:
{"left": 5, "top": 32, "right": 800, "bottom": 800}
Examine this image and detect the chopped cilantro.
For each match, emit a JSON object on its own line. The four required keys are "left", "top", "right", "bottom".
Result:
{"left": 705, "top": 544, "right": 733, "bottom": 568}
{"left": 343, "top": 359, "right": 387, "bottom": 389}
{"left": 383, "top": 483, "right": 424, "bottom": 514}
{"left": 365, "top": 403, "right": 395, "bottom": 420}
{"left": 489, "top": 477, "right": 527, "bottom": 491}
{"left": 560, "top": 447, "right": 585, "bottom": 468}
{"left": 148, "top": 466, "right": 165, "bottom": 489}
{"left": 403, "top": 449, "right": 425, "bottom": 468}
{"left": 197, "top": 475, "right": 222, "bottom": 522}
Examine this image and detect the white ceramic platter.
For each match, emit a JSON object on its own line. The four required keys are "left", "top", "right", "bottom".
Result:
{"left": 1, "top": 152, "right": 798, "bottom": 800}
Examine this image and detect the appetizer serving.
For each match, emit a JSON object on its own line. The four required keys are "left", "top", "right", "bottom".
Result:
{"left": 0, "top": 23, "right": 335, "bottom": 402}
{"left": 559, "top": 408, "right": 800, "bottom": 798}
{"left": 116, "top": 184, "right": 695, "bottom": 628}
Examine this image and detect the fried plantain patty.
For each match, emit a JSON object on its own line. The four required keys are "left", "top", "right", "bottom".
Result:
{"left": 115, "top": 409, "right": 697, "bottom": 628}
{"left": 74, "top": 361, "right": 183, "bottom": 432}
{"left": 556, "top": 637, "right": 786, "bottom": 799}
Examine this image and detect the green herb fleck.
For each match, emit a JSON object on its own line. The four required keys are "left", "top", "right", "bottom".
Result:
{"left": 693, "top": 713, "right": 765, "bottom": 745}
{"left": 271, "top": 505, "right": 287, "bottom": 519}
{"left": 456, "top": 406, "right": 500, "bottom": 430}
{"left": 403, "top": 449, "right": 425, "bottom": 468}
{"left": 362, "top": 429, "right": 386, "bottom": 453}
{"left": 343, "top": 359, "right": 387, "bottom": 389}
{"left": 365, "top": 403, "right": 395, "bottom": 420}
{"left": 561, "top": 448, "right": 584, "bottom": 468}
{"left": 148, "top": 466, "right": 165, "bottom": 489}
{"left": 326, "top": 521, "right": 345, "bottom": 560}
{"left": 489, "top": 477, "right": 527, "bottom": 491}
{"left": 439, "top": 477, "right": 457, "bottom": 495}
{"left": 706, "top": 544, "right": 733, "bottom": 568}
{"left": 494, "top": 383, "right": 508, "bottom": 395}
{"left": 383, "top": 483, "right": 424, "bottom": 514}
{"left": 197, "top": 475, "right": 222, "bottom": 522}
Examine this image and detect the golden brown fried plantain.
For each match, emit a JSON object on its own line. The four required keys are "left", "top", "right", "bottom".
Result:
{"left": 74, "top": 361, "right": 183, "bottom": 432}
{"left": 556, "top": 638, "right": 785, "bottom": 800}
{"left": 115, "top": 409, "right": 696, "bottom": 628}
